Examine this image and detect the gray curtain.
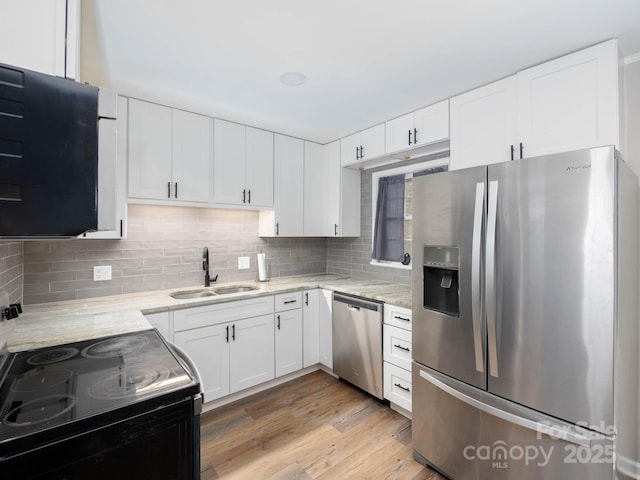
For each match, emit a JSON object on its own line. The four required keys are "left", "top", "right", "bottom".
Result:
{"left": 372, "top": 174, "right": 405, "bottom": 261}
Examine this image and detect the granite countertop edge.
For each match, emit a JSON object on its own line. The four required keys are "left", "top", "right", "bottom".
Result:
{"left": 8, "top": 274, "right": 411, "bottom": 353}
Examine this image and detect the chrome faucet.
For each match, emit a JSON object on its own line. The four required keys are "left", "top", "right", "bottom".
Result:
{"left": 202, "top": 247, "right": 218, "bottom": 287}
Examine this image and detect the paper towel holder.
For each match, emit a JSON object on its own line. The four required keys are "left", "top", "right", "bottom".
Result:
{"left": 257, "top": 251, "right": 270, "bottom": 282}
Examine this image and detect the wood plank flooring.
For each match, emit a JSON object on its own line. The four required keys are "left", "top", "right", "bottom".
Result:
{"left": 200, "top": 370, "right": 445, "bottom": 480}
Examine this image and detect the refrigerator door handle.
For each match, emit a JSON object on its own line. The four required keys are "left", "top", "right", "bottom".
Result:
{"left": 471, "top": 182, "right": 485, "bottom": 373}
{"left": 486, "top": 180, "right": 499, "bottom": 378}
{"left": 419, "top": 369, "right": 592, "bottom": 447}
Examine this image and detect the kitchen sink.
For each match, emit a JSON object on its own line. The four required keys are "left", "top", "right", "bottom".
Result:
{"left": 170, "top": 290, "right": 217, "bottom": 300}
{"left": 213, "top": 285, "right": 258, "bottom": 295}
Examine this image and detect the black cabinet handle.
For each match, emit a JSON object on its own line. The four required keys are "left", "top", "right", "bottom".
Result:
{"left": 360, "top": 145, "right": 364, "bottom": 158}
{"left": 519, "top": 142, "right": 524, "bottom": 159}
{"left": 226, "top": 325, "right": 229, "bottom": 342}
{"left": 394, "top": 315, "right": 411, "bottom": 322}
{"left": 277, "top": 315, "right": 281, "bottom": 330}
{"left": 414, "top": 128, "right": 418, "bottom": 144}
{"left": 248, "top": 189, "right": 251, "bottom": 204}
{"left": 355, "top": 146, "right": 359, "bottom": 160}
{"left": 119, "top": 219, "right": 123, "bottom": 238}
{"left": 510, "top": 145, "right": 515, "bottom": 161}
{"left": 242, "top": 189, "right": 246, "bottom": 203}
{"left": 394, "top": 383, "right": 410, "bottom": 393}
{"left": 174, "top": 182, "right": 178, "bottom": 198}
{"left": 276, "top": 222, "right": 279, "bottom": 236}
{"left": 167, "top": 181, "right": 171, "bottom": 198}
{"left": 408, "top": 129, "right": 412, "bottom": 146}
{"left": 305, "top": 292, "right": 309, "bottom": 306}
{"left": 394, "top": 344, "right": 410, "bottom": 352}
{"left": 334, "top": 224, "right": 338, "bottom": 236}
{"left": 284, "top": 299, "right": 297, "bottom": 304}
{"left": 232, "top": 324, "right": 235, "bottom": 341}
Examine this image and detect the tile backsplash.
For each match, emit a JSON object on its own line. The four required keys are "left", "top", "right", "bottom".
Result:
{"left": 0, "top": 242, "right": 23, "bottom": 304}
{"left": 22, "top": 205, "right": 327, "bottom": 305}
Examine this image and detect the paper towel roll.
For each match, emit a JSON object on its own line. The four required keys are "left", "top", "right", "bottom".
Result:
{"left": 257, "top": 253, "right": 268, "bottom": 281}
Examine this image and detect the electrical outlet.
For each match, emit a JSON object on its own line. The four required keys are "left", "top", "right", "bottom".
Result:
{"left": 238, "top": 256, "right": 250, "bottom": 270}
{"left": 93, "top": 265, "right": 112, "bottom": 281}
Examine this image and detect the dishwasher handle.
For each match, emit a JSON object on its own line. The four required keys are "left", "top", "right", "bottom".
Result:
{"left": 333, "top": 292, "right": 382, "bottom": 312}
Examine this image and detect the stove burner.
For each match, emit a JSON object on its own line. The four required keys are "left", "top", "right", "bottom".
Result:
{"left": 27, "top": 347, "right": 79, "bottom": 365}
{"left": 3, "top": 394, "right": 77, "bottom": 428}
{"left": 81, "top": 335, "right": 151, "bottom": 359}
{"left": 11, "top": 368, "right": 73, "bottom": 393}
{"left": 89, "top": 365, "right": 170, "bottom": 399}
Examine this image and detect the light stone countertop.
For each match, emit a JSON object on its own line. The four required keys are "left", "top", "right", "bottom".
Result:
{"left": 8, "top": 274, "right": 411, "bottom": 353}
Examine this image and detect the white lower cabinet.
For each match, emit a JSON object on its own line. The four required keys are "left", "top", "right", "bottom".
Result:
{"left": 145, "top": 311, "right": 172, "bottom": 341}
{"left": 302, "top": 289, "right": 320, "bottom": 367}
{"left": 172, "top": 297, "right": 275, "bottom": 402}
{"left": 382, "top": 304, "right": 412, "bottom": 415}
{"left": 318, "top": 289, "right": 333, "bottom": 369}
{"left": 274, "top": 292, "right": 303, "bottom": 377}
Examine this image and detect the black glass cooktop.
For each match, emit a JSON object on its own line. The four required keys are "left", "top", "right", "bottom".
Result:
{"left": 0, "top": 329, "right": 198, "bottom": 446}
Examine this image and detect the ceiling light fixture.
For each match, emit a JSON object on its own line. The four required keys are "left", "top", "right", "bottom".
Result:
{"left": 280, "top": 71, "right": 306, "bottom": 87}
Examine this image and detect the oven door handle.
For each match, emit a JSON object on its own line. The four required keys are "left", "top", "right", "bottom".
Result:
{"left": 167, "top": 340, "right": 204, "bottom": 405}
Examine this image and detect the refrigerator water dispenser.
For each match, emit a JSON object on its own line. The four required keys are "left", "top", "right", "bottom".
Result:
{"left": 422, "top": 246, "right": 460, "bottom": 316}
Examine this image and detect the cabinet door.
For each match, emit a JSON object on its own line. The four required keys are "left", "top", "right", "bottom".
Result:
{"left": 302, "top": 290, "right": 320, "bottom": 368}
{"left": 385, "top": 113, "right": 414, "bottom": 153}
{"left": 245, "top": 127, "right": 274, "bottom": 207}
{"left": 303, "top": 141, "right": 327, "bottom": 236}
{"left": 360, "top": 124, "right": 386, "bottom": 160}
{"left": 229, "top": 314, "right": 275, "bottom": 393}
{"left": 213, "top": 119, "right": 247, "bottom": 205}
{"left": 413, "top": 100, "right": 449, "bottom": 147}
{"left": 145, "top": 311, "right": 171, "bottom": 341}
{"left": 0, "top": 0, "right": 67, "bottom": 77}
{"left": 128, "top": 99, "right": 173, "bottom": 200}
{"left": 340, "top": 132, "right": 361, "bottom": 166}
{"left": 273, "top": 134, "right": 304, "bottom": 236}
{"left": 449, "top": 76, "right": 518, "bottom": 170}
{"left": 275, "top": 309, "right": 303, "bottom": 377}
{"left": 174, "top": 324, "right": 230, "bottom": 401}
{"left": 324, "top": 141, "right": 341, "bottom": 236}
{"left": 172, "top": 109, "right": 211, "bottom": 203}
{"left": 517, "top": 39, "right": 618, "bottom": 158}
{"left": 318, "top": 289, "right": 333, "bottom": 369}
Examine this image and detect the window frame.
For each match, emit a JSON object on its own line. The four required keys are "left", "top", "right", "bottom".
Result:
{"left": 370, "top": 157, "right": 449, "bottom": 270}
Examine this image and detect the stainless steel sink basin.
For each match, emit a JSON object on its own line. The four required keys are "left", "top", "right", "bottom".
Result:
{"left": 170, "top": 290, "right": 217, "bottom": 300}
{"left": 213, "top": 285, "right": 257, "bottom": 295}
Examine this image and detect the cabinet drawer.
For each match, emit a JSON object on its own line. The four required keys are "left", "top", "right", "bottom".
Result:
{"left": 383, "top": 324, "right": 412, "bottom": 371}
{"left": 173, "top": 296, "right": 274, "bottom": 332}
{"left": 384, "top": 304, "right": 412, "bottom": 331}
{"left": 384, "top": 362, "right": 412, "bottom": 412}
{"left": 275, "top": 292, "right": 303, "bottom": 312}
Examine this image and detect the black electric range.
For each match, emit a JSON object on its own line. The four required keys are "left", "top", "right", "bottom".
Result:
{"left": 0, "top": 329, "right": 201, "bottom": 479}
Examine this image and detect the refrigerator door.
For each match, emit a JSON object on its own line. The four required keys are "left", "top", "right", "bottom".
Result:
{"left": 487, "top": 146, "right": 615, "bottom": 430}
{"left": 412, "top": 363, "right": 613, "bottom": 480}
{"left": 412, "top": 166, "right": 487, "bottom": 389}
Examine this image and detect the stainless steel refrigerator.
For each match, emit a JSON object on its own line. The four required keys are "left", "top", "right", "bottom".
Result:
{"left": 411, "top": 146, "right": 639, "bottom": 479}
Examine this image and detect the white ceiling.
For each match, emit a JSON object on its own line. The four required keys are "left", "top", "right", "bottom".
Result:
{"left": 82, "top": 0, "right": 640, "bottom": 144}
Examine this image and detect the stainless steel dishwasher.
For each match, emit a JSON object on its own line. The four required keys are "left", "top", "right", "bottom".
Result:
{"left": 332, "top": 292, "right": 384, "bottom": 399}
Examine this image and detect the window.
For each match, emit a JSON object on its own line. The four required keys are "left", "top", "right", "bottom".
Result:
{"left": 371, "top": 158, "right": 448, "bottom": 268}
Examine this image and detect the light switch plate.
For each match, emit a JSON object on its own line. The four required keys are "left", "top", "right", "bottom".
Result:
{"left": 93, "top": 265, "right": 112, "bottom": 281}
{"left": 238, "top": 256, "right": 250, "bottom": 270}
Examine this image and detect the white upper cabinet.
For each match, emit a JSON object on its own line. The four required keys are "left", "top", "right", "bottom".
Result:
{"left": 324, "top": 141, "right": 360, "bottom": 237}
{"left": 449, "top": 76, "right": 518, "bottom": 170}
{"left": 341, "top": 124, "right": 385, "bottom": 166}
{"left": 128, "top": 99, "right": 211, "bottom": 204}
{"left": 517, "top": 39, "right": 619, "bottom": 158}
{"left": 450, "top": 40, "right": 619, "bottom": 170}
{"left": 128, "top": 99, "right": 173, "bottom": 200}
{"left": 303, "top": 141, "right": 326, "bottom": 236}
{"left": 0, "top": 0, "right": 79, "bottom": 79}
{"left": 259, "top": 134, "right": 304, "bottom": 236}
{"left": 213, "top": 119, "right": 274, "bottom": 207}
{"left": 172, "top": 109, "right": 212, "bottom": 203}
{"left": 386, "top": 100, "right": 449, "bottom": 154}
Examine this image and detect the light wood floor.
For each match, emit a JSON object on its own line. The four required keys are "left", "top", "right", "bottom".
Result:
{"left": 200, "top": 370, "right": 445, "bottom": 479}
